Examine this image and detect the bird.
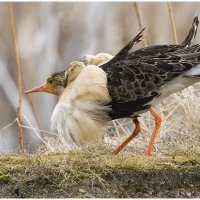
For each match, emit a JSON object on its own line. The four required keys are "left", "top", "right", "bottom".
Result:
{"left": 25, "top": 16, "right": 200, "bottom": 156}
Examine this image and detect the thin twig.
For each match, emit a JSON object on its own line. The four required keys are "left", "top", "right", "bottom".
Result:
{"left": 0, "top": 117, "right": 57, "bottom": 137}
{"left": 21, "top": 125, "right": 57, "bottom": 136}
{"left": 22, "top": 73, "right": 43, "bottom": 138}
{"left": 115, "top": 120, "right": 130, "bottom": 136}
{"left": 0, "top": 119, "right": 17, "bottom": 140}
{"left": 167, "top": 2, "right": 178, "bottom": 44}
{"left": 18, "top": 114, "right": 53, "bottom": 150}
{"left": 20, "top": 124, "right": 57, "bottom": 136}
{"left": 133, "top": 2, "right": 148, "bottom": 47}
{"left": 9, "top": 2, "right": 23, "bottom": 151}
{"left": 112, "top": 120, "right": 120, "bottom": 137}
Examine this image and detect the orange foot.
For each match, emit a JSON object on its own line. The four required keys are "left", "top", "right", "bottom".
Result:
{"left": 144, "top": 149, "right": 152, "bottom": 157}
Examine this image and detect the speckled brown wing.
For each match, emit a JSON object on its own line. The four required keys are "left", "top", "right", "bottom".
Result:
{"left": 99, "top": 17, "right": 200, "bottom": 119}
{"left": 100, "top": 42, "right": 200, "bottom": 119}
{"left": 103, "top": 50, "right": 197, "bottom": 99}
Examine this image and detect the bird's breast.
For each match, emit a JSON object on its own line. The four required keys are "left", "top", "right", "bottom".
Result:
{"left": 51, "top": 65, "right": 111, "bottom": 145}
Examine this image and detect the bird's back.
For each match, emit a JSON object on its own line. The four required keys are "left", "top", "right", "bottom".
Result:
{"left": 100, "top": 16, "right": 200, "bottom": 119}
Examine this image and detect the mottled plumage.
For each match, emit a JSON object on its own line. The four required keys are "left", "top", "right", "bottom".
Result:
{"left": 101, "top": 16, "right": 200, "bottom": 119}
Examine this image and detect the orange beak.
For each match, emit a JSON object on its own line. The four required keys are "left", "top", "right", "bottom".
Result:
{"left": 24, "top": 83, "right": 46, "bottom": 94}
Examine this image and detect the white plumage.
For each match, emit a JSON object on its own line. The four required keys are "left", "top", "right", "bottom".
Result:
{"left": 51, "top": 60, "right": 111, "bottom": 145}
{"left": 83, "top": 53, "right": 114, "bottom": 66}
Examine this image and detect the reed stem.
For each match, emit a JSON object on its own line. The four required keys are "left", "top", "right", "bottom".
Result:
{"left": 9, "top": 2, "right": 24, "bottom": 152}
{"left": 167, "top": 2, "right": 178, "bottom": 44}
{"left": 133, "top": 2, "right": 148, "bottom": 47}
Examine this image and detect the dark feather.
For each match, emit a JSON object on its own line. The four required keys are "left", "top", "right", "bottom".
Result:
{"left": 115, "top": 27, "right": 145, "bottom": 58}
{"left": 100, "top": 16, "right": 200, "bottom": 119}
{"left": 106, "top": 28, "right": 145, "bottom": 66}
{"left": 181, "top": 15, "right": 199, "bottom": 47}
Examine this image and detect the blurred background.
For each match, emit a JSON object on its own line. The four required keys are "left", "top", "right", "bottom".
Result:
{"left": 1, "top": 2, "right": 200, "bottom": 154}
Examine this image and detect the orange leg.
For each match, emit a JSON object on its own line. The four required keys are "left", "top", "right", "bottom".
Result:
{"left": 144, "top": 107, "right": 162, "bottom": 156}
{"left": 112, "top": 118, "right": 141, "bottom": 155}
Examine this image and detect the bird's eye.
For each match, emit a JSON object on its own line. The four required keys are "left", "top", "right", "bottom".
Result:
{"left": 48, "top": 79, "right": 53, "bottom": 84}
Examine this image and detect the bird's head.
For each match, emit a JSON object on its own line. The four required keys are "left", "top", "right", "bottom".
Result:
{"left": 24, "top": 71, "right": 66, "bottom": 96}
{"left": 25, "top": 61, "right": 86, "bottom": 96}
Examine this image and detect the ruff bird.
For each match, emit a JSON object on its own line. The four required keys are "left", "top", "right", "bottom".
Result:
{"left": 25, "top": 16, "right": 200, "bottom": 156}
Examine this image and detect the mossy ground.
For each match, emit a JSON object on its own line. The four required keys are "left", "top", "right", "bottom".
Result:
{"left": 0, "top": 145, "right": 200, "bottom": 198}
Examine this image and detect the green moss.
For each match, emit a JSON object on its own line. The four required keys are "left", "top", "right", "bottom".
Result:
{"left": 0, "top": 150, "right": 200, "bottom": 179}
{"left": 0, "top": 175, "right": 8, "bottom": 182}
{"left": 0, "top": 147, "right": 200, "bottom": 197}
{"left": 0, "top": 156, "right": 29, "bottom": 181}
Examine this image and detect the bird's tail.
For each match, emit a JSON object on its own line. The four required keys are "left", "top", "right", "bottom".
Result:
{"left": 181, "top": 15, "right": 199, "bottom": 47}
